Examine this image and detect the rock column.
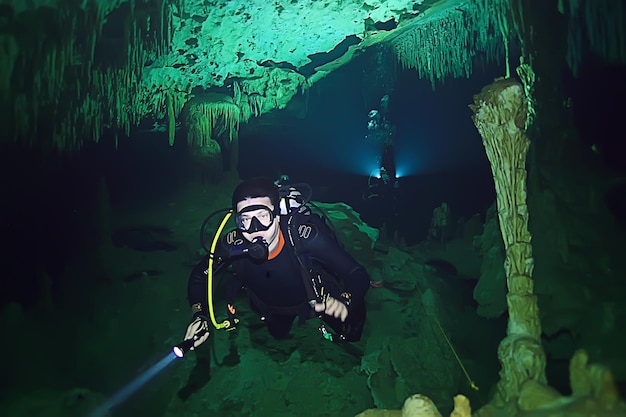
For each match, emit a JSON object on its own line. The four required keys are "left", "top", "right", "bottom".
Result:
{"left": 470, "top": 78, "right": 546, "bottom": 404}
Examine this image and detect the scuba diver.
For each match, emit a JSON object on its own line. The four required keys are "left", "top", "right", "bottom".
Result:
{"left": 363, "top": 94, "right": 398, "bottom": 205}
{"left": 362, "top": 90, "right": 400, "bottom": 243}
{"left": 364, "top": 166, "right": 392, "bottom": 199}
{"left": 181, "top": 177, "right": 371, "bottom": 353}
{"left": 274, "top": 173, "right": 290, "bottom": 187}
{"left": 362, "top": 143, "right": 400, "bottom": 242}
{"left": 365, "top": 94, "right": 395, "bottom": 146}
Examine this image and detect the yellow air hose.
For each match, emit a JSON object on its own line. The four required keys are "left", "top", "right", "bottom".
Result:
{"left": 207, "top": 210, "right": 236, "bottom": 330}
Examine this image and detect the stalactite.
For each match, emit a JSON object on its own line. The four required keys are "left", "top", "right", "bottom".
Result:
{"left": 391, "top": 0, "right": 511, "bottom": 88}
{"left": 159, "top": 0, "right": 171, "bottom": 55}
{"left": 566, "top": 0, "right": 626, "bottom": 75}
{"left": 186, "top": 95, "right": 242, "bottom": 148}
{"left": 3, "top": 0, "right": 172, "bottom": 150}
{"left": 496, "top": 3, "right": 511, "bottom": 78}
{"left": 167, "top": 93, "right": 175, "bottom": 146}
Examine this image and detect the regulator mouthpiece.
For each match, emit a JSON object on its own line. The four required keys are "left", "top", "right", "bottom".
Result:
{"left": 247, "top": 237, "right": 269, "bottom": 260}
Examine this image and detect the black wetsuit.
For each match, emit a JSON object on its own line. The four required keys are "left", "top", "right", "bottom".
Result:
{"left": 187, "top": 211, "right": 371, "bottom": 341}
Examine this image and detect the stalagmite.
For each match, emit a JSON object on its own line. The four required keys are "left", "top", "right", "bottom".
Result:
{"left": 470, "top": 78, "right": 546, "bottom": 405}
{"left": 354, "top": 394, "right": 471, "bottom": 417}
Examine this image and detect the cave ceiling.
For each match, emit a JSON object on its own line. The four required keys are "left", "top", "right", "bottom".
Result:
{"left": 2, "top": 0, "right": 479, "bottom": 148}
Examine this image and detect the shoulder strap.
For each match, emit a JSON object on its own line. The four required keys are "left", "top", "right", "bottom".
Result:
{"left": 285, "top": 212, "right": 323, "bottom": 305}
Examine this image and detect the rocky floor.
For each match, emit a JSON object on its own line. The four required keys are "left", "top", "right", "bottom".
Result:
{"left": 0, "top": 178, "right": 504, "bottom": 417}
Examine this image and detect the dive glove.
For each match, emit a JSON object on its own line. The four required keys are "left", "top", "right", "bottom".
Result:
{"left": 184, "top": 314, "right": 210, "bottom": 350}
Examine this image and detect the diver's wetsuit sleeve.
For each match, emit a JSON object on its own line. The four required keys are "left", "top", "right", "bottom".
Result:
{"left": 304, "top": 217, "right": 371, "bottom": 306}
{"left": 186, "top": 231, "right": 235, "bottom": 316}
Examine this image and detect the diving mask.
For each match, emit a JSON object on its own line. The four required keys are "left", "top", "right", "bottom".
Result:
{"left": 235, "top": 205, "right": 277, "bottom": 233}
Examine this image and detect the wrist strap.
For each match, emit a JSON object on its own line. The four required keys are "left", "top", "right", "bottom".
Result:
{"left": 193, "top": 311, "right": 208, "bottom": 321}
{"left": 339, "top": 292, "right": 352, "bottom": 308}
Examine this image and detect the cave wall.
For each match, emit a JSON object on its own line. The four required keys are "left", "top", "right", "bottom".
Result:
{"left": 517, "top": 0, "right": 626, "bottom": 389}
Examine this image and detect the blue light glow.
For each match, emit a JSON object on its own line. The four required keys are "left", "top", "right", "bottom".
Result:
{"left": 327, "top": 139, "right": 381, "bottom": 176}
{"left": 87, "top": 352, "right": 178, "bottom": 417}
{"left": 395, "top": 142, "right": 421, "bottom": 177}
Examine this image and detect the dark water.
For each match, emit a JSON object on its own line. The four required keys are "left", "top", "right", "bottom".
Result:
{"left": 238, "top": 52, "right": 500, "bottom": 243}
{"left": 0, "top": 48, "right": 503, "bottom": 309}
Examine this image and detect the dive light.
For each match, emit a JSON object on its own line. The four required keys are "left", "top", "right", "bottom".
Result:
{"left": 172, "top": 328, "right": 208, "bottom": 358}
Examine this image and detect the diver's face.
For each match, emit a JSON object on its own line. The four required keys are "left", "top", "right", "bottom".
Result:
{"left": 236, "top": 197, "right": 280, "bottom": 248}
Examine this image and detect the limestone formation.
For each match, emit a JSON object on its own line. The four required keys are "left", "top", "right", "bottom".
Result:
{"left": 355, "top": 394, "right": 471, "bottom": 417}
{"left": 470, "top": 78, "right": 546, "bottom": 405}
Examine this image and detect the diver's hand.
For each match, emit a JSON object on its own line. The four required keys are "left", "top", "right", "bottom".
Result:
{"left": 314, "top": 296, "right": 348, "bottom": 322}
{"left": 184, "top": 316, "right": 210, "bottom": 350}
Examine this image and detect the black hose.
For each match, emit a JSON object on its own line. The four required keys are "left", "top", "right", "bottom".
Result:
{"left": 199, "top": 207, "right": 231, "bottom": 253}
